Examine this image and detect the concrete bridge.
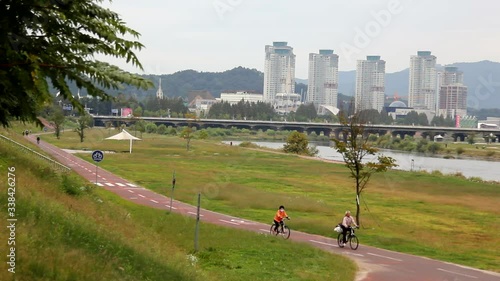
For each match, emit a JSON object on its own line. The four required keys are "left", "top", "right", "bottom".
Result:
{"left": 93, "top": 116, "right": 500, "bottom": 142}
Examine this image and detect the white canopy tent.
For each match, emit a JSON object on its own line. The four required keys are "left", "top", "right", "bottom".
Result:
{"left": 105, "top": 129, "right": 141, "bottom": 153}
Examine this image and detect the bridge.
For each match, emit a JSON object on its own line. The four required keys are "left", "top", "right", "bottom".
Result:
{"left": 93, "top": 116, "right": 500, "bottom": 142}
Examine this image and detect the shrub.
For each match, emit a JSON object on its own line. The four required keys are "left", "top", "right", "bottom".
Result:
{"left": 156, "top": 124, "right": 167, "bottom": 135}
{"left": 239, "top": 141, "right": 260, "bottom": 148}
{"left": 456, "top": 147, "right": 465, "bottom": 155}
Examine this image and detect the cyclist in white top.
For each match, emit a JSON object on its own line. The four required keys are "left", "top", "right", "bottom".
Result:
{"left": 341, "top": 210, "right": 358, "bottom": 245}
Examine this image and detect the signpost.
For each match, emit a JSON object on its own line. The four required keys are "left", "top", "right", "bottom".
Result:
{"left": 194, "top": 192, "right": 201, "bottom": 253}
{"left": 92, "top": 150, "right": 104, "bottom": 184}
{"left": 169, "top": 170, "right": 176, "bottom": 213}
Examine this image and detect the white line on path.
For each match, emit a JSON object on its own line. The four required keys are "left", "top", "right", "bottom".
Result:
{"left": 115, "top": 183, "right": 126, "bottom": 187}
{"left": 219, "top": 219, "right": 240, "bottom": 225}
{"left": 150, "top": 200, "right": 159, "bottom": 203}
{"left": 126, "top": 183, "right": 137, "bottom": 187}
{"left": 127, "top": 190, "right": 135, "bottom": 193}
{"left": 344, "top": 252, "right": 365, "bottom": 257}
{"left": 165, "top": 205, "right": 177, "bottom": 210}
{"left": 437, "top": 268, "right": 478, "bottom": 279}
{"left": 309, "top": 240, "right": 337, "bottom": 247}
{"left": 104, "top": 183, "right": 115, "bottom": 186}
{"left": 138, "top": 194, "right": 146, "bottom": 198}
{"left": 367, "top": 253, "right": 403, "bottom": 262}
{"left": 95, "top": 183, "right": 104, "bottom": 186}
{"left": 188, "top": 212, "right": 204, "bottom": 217}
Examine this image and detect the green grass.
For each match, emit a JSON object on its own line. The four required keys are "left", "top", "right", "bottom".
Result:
{"left": 9, "top": 125, "right": 500, "bottom": 272}
{"left": 0, "top": 126, "right": 355, "bottom": 281}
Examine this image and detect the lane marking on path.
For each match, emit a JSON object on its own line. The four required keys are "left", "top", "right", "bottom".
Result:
{"left": 130, "top": 197, "right": 138, "bottom": 200}
{"left": 115, "top": 183, "right": 126, "bottom": 187}
{"left": 138, "top": 194, "right": 146, "bottom": 198}
{"left": 165, "top": 205, "right": 177, "bottom": 210}
{"left": 104, "top": 183, "right": 115, "bottom": 187}
{"left": 95, "top": 183, "right": 104, "bottom": 186}
{"left": 127, "top": 190, "right": 135, "bottom": 193}
{"left": 126, "top": 183, "right": 137, "bottom": 187}
{"left": 367, "top": 253, "right": 403, "bottom": 262}
{"left": 150, "top": 199, "right": 159, "bottom": 204}
{"left": 309, "top": 240, "right": 338, "bottom": 247}
{"left": 219, "top": 219, "right": 240, "bottom": 225}
{"left": 344, "top": 252, "right": 365, "bottom": 257}
{"left": 188, "top": 212, "right": 204, "bottom": 217}
{"left": 437, "top": 268, "right": 478, "bottom": 279}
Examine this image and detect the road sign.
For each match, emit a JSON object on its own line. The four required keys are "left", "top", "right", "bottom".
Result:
{"left": 92, "top": 150, "right": 104, "bottom": 163}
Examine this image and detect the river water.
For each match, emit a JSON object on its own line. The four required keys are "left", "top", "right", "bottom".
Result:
{"left": 225, "top": 141, "right": 500, "bottom": 182}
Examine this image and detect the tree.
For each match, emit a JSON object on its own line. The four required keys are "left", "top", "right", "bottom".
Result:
{"left": 74, "top": 114, "right": 92, "bottom": 142}
{"left": 283, "top": 131, "right": 317, "bottom": 156}
{"left": 50, "top": 106, "right": 65, "bottom": 139}
{"left": 0, "top": 0, "right": 153, "bottom": 127}
{"left": 181, "top": 113, "right": 197, "bottom": 151}
{"left": 332, "top": 113, "right": 397, "bottom": 224}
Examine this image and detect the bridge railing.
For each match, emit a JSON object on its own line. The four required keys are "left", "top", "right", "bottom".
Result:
{"left": 0, "top": 134, "right": 71, "bottom": 173}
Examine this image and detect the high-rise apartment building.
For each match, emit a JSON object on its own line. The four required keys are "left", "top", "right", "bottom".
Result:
{"left": 355, "top": 56, "right": 386, "bottom": 112}
{"left": 438, "top": 66, "right": 467, "bottom": 118}
{"left": 408, "top": 51, "right": 437, "bottom": 111}
{"left": 263, "top": 42, "right": 295, "bottom": 102}
{"left": 307, "top": 50, "right": 339, "bottom": 109}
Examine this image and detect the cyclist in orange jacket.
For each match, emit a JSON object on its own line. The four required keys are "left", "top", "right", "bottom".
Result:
{"left": 273, "top": 205, "right": 290, "bottom": 233}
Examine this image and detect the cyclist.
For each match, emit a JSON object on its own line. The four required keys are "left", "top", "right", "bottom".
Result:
{"left": 340, "top": 210, "right": 358, "bottom": 246}
{"left": 36, "top": 136, "right": 40, "bottom": 144}
{"left": 273, "top": 205, "right": 290, "bottom": 233}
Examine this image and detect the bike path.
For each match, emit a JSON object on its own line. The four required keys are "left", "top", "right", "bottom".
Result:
{"left": 27, "top": 135, "right": 500, "bottom": 281}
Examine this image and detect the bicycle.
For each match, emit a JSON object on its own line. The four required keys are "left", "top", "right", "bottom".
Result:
{"left": 337, "top": 226, "right": 359, "bottom": 250}
{"left": 270, "top": 219, "right": 291, "bottom": 239}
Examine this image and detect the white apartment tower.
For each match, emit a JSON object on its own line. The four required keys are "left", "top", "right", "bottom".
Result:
{"left": 263, "top": 42, "right": 295, "bottom": 102}
{"left": 307, "top": 49, "right": 339, "bottom": 109}
{"left": 438, "top": 66, "right": 467, "bottom": 118}
{"left": 408, "top": 51, "right": 437, "bottom": 111}
{"left": 355, "top": 56, "right": 386, "bottom": 112}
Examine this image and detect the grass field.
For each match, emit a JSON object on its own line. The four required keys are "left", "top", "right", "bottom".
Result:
{"left": 8, "top": 124, "right": 500, "bottom": 272}
{"left": 0, "top": 126, "right": 356, "bottom": 281}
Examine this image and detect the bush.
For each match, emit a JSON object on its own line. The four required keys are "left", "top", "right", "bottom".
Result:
{"left": 239, "top": 141, "right": 260, "bottom": 148}
{"left": 156, "top": 124, "right": 167, "bottom": 135}
{"left": 456, "top": 147, "right": 465, "bottom": 155}
{"left": 368, "top": 134, "right": 378, "bottom": 142}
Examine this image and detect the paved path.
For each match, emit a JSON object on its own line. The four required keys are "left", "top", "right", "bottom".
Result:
{"left": 27, "top": 135, "right": 500, "bottom": 281}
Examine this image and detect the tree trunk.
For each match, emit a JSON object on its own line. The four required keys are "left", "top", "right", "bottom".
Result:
{"left": 356, "top": 192, "right": 360, "bottom": 225}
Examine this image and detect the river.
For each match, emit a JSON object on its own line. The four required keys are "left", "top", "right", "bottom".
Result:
{"left": 225, "top": 141, "right": 500, "bottom": 182}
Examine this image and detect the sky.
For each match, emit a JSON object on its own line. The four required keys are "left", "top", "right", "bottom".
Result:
{"left": 103, "top": 0, "right": 500, "bottom": 78}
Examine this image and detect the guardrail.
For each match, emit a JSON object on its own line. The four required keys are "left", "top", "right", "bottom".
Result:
{"left": 0, "top": 134, "right": 71, "bottom": 173}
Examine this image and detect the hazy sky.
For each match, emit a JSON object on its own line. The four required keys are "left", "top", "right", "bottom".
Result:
{"left": 104, "top": 0, "right": 500, "bottom": 78}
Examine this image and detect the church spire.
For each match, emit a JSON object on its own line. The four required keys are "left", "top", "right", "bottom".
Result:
{"left": 156, "top": 78, "right": 164, "bottom": 99}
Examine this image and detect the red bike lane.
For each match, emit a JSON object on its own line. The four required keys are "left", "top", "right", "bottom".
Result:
{"left": 27, "top": 135, "right": 500, "bottom": 281}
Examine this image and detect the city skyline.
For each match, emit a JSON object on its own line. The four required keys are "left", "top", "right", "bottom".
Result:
{"left": 103, "top": 0, "right": 500, "bottom": 78}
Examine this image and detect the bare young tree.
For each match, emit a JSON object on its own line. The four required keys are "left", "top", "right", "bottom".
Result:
{"left": 332, "top": 113, "right": 397, "bottom": 225}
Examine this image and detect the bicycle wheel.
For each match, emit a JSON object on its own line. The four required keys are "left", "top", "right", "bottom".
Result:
{"left": 349, "top": 235, "right": 359, "bottom": 250}
{"left": 270, "top": 224, "right": 278, "bottom": 236}
{"left": 281, "top": 226, "right": 291, "bottom": 239}
{"left": 337, "top": 233, "right": 345, "bottom": 248}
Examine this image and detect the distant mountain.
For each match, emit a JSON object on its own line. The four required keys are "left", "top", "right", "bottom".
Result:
{"left": 60, "top": 61, "right": 500, "bottom": 109}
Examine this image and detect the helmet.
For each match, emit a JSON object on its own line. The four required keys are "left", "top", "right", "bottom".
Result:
{"left": 279, "top": 205, "right": 285, "bottom": 210}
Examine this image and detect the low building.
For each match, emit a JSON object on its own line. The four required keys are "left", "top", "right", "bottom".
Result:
{"left": 217, "top": 91, "right": 263, "bottom": 105}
